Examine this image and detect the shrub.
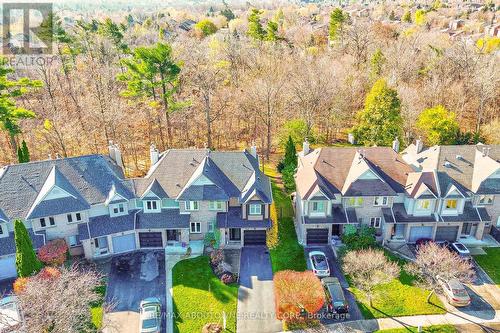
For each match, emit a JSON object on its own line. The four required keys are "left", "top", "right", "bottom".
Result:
{"left": 202, "top": 323, "right": 222, "bottom": 333}
{"left": 274, "top": 270, "right": 324, "bottom": 326}
{"left": 204, "top": 230, "right": 221, "bottom": 249}
{"left": 37, "top": 239, "right": 69, "bottom": 266}
{"left": 210, "top": 249, "right": 223, "bottom": 266}
{"left": 341, "top": 225, "right": 376, "bottom": 251}
{"left": 282, "top": 164, "right": 296, "bottom": 193}
{"left": 14, "top": 219, "right": 42, "bottom": 277}
{"left": 266, "top": 202, "right": 279, "bottom": 249}
{"left": 38, "top": 266, "right": 61, "bottom": 280}
{"left": 13, "top": 277, "right": 29, "bottom": 294}
{"left": 220, "top": 273, "right": 234, "bottom": 284}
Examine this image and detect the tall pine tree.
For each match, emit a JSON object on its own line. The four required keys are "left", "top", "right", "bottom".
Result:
{"left": 14, "top": 219, "right": 42, "bottom": 277}
{"left": 21, "top": 140, "right": 30, "bottom": 162}
{"left": 283, "top": 136, "right": 298, "bottom": 169}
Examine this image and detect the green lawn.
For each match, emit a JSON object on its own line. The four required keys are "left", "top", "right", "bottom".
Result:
{"left": 267, "top": 180, "right": 307, "bottom": 273}
{"left": 374, "top": 324, "right": 457, "bottom": 333}
{"left": 90, "top": 284, "right": 106, "bottom": 329}
{"left": 348, "top": 252, "right": 446, "bottom": 319}
{"left": 172, "top": 256, "right": 238, "bottom": 333}
{"left": 474, "top": 247, "right": 500, "bottom": 285}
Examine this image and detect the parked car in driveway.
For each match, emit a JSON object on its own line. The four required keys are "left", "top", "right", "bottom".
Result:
{"left": 309, "top": 251, "right": 330, "bottom": 277}
{"left": 437, "top": 276, "right": 471, "bottom": 307}
{"left": 444, "top": 241, "right": 472, "bottom": 262}
{"left": 415, "top": 238, "right": 434, "bottom": 249}
{"left": 0, "top": 296, "right": 23, "bottom": 332}
{"left": 139, "top": 297, "right": 162, "bottom": 333}
{"left": 322, "top": 277, "right": 349, "bottom": 314}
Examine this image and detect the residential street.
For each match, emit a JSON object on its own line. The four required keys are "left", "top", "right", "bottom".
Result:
{"left": 304, "top": 246, "right": 364, "bottom": 324}
{"left": 237, "top": 246, "right": 282, "bottom": 333}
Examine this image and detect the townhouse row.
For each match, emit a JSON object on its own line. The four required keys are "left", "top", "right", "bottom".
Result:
{"left": 0, "top": 143, "right": 272, "bottom": 280}
{"left": 294, "top": 140, "right": 500, "bottom": 246}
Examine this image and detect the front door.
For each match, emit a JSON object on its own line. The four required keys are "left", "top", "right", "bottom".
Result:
{"left": 229, "top": 228, "right": 241, "bottom": 241}
{"left": 462, "top": 223, "right": 472, "bottom": 236}
{"left": 94, "top": 236, "right": 109, "bottom": 255}
{"left": 331, "top": 224, "right": 341, "bottom": 236}
{"left": 167, "top": 230, "right": 179, "bottom": 241}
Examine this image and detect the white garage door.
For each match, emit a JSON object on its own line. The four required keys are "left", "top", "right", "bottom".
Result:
{"left": 0, "top": 255, "right": 17, "bottom": 280}
{"left": 112, "top": 234, "right": 136, "bottom": 254}
{"left": 409, "top": 226, "right": 434, "bottom": 243}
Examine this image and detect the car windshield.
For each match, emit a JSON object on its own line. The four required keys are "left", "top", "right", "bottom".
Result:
{"left": 312, "top": 255, "right": 327, "bottom": 269}
{"left": 142, "top": 318, "right": 158, "bottom": 329}
{"left": 454, "top": 243, "right": 467, "bottom": 251}
{"left": 333, "top": 301, "right": 345, "bottom": 308}
{"left": 452, "top": 289, "right": 468, "bottom": 297}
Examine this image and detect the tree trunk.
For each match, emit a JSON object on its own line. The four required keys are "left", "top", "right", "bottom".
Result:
{"left": 427, "top": 289, "right": 435, "bottom": 303}
{"left": 204, "top": 93, "right": 212, "bottom": 149}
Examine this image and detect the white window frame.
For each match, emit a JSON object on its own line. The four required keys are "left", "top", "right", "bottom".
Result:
{"left": 185, "top": 201, "right": 199, "bottom": 211}
{"left": 370, "top": 217, "right": 382, "bottom": 228}
{"left": 374, "top": 196, "right": 388, "bottom": 206}
{"left": 67, "top": 214, "right": 73, "bottom": 223}
{"left": 75, "top": 212, "right": 82, "bottom": 221}
{"left": 444, "top": 199, "right": 458, "bottom": 210}
{"left": 110, "top": 203, "right": 128, "bottom": 216}
{"left": 310, "top": 201, "right": 326, "bottom": 213}
{"left": 68, "top": 235, "right": 80, "bottom": 247}
{"left": 208, "top": 220, "right": 215, "bottom": 232}
{"left": 190, "top": 222, "right": 201, "bottom": 233}
{"left": 208, "top": 201, "right": 224, "bottom": 211}
{"left": 347, "top": 197, "right": 364, "bottom": 207}
{"left": 40, "top": 216, "right": 56, "bottom": 229}
{"left": 144, "top": 200, "right": 160, "bottom": 213}
{"left": 249, "top": 204, "right": 262, "bottom": 215}
{"left": 478, "top": 195, "right": 494, "bottom": 206}
{"left": 416, "top": 199, "right": 431, "bottom": 210}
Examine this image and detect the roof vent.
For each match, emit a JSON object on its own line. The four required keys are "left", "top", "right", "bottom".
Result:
{"left": 176, "top": 183, "right": 181, "bottom": 187}
{"left": 444, "top": 161, "right": 451, "bottom": 168}
{"left": 456, "top": 154, "right": 463, "bottom": 160}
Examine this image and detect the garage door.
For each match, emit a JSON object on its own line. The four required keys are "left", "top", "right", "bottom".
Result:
{"left": 139, "top": 232, "right": 163, "bottom": 248}
{"left": 306, "top": 228, "right": 329, "bottom": 245}
{"left": 435, "top": 226, "right": 459, "bottom": 242}
{"left": 243, "top": 230, "right": 266, "bottom": 246}
{"left": 409, "top": 226, "right": 434, "bottom": 242}
{"left": 0, "top": 255, "right": 17, "bottom": 280}
{"left": 112, "top": 234, "right": 136, "bottom": 254}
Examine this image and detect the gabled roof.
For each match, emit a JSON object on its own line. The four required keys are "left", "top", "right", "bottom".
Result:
{"left": 472, "top": 148, "right": 500, "bottom": 193}
{"left": 0, "top": 155, "right": 134, "bottom": 221}
{"left": 104, "top": 183, "right": 129, "bottom": 206}
{"left": 405, "top": 171, "right": 439, "bottom": 198}
{"left": 296, "top": 147, "right": 413, "bottom": 198}
{"left": 26, "top": 166, "right": 90, "bottom": 219}
{"left": 141, "top": 178, "right": 169, "bottom": 199}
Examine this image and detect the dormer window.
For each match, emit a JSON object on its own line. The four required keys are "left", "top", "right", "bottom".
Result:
{"left": 416, "top": 199, "right": 431, "bottom": 210}
{"left": 208, "top": 201, "right": 224, "bottom": 211}
{"left": 374, "top": 196, "right": 388, "bottom": 206}
{"left": 445, "top": 199, "right": 457, "bottom": 210}
{"left": 347, "top": 197, "right": 363, "bottom": 207}
{"left": 249, "top": 204, "right": 262, "bottom": 215}
{"left": 310, "top": 201, "right": 326, "bottom": 215}
{"left": 110, "top": 203, "right": 128, "bottom": 217}
{"left": 478, "top": 195, "right": 494, "bottom": 205}
{"left": 144, "top": 200, "right": 160, "bottom": 213}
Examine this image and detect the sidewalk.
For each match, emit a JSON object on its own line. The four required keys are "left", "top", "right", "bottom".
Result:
{"left": 303, "top": 310, "right": 500, "bottom": 332}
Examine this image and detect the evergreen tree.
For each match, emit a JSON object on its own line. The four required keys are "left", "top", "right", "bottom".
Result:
{"left": 329, "top": 8, "right": 348, "bottom": 41}
{"left": 220, "top": 1, "right": 235, "bottom": 22}
{"left": 14, "top": 219, "right": 42, "bottom": 277}
{"left": 351, "top": 79, "right": 403, "bottom": 146}
{"left": 389, "top": 10, "right": 396, "bottom": 21}
{"left": 402, "top": 10, "right": 412, "bottom": 23}
{"left": 370, "top": 49, "right": 386, "bottom": 78}
{"left": 17, "top": 146, "right": 24, "bottom": 163}
{"left": 247, "top": 9, "right": 265, "bottom": 41}
{"left": 21, "top": 140, "right": 30, "bottom": 163}
{"left": 265, "top": 21, "right": 279, "bottom": 41}
{"left": 283, "top": 136, "right": 298, "bottom": 169}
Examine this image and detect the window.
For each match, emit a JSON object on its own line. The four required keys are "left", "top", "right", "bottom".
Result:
{"left": 311, "top": 201, "right": 325, "bottom": 213}
{"left": 67, "top": 214, "right": 73, "bottom": 223}
{"left": 144, "top": 200, "right": 160, "bottom": 212}
{"left": 40, "top": 218, "right": 46, "bottom": 228}
{"left": 347, "top": 197, "right": 364, "bottom": 207}
{"left": 40, "top": 217, "right": 55, "bottom": 228}
{"left": 49, "top": 217, "right": 55, "bottom": 226}
{"left": 0, "top": 224, "right": 4, "bottom": 235}
{"left": 208, "top": 221, "right": 215, "bottom": 232}
{"left": 249, "top": 204, "right": 262, "bottom": 215}
{"left": 445, "top": 199, "right": 457, "bottom": 210}
{"left": 190, "top": 222, "right": 201, "bottom": 233}
{"left": 68, "top": 235, "right": 80, "bottom": 247}
{"left": 113, "top": 203, "right": 125, "bottom": 214}
{"left": 374, "top": 196, "right": 388, "bottom": 206}
{"left": 209, "top": 201, "right": 224, "bottom": 211}
{"left": 76, "top": 213, "right": 82, "bottom": 221}
{"left": 370, "top": 217, "right": 382, "bottom": 228}
{"left": 186, "top": 201, "right": 199, "bottom": 211}
{"left": 478, "top": 195, "right": 494, "bottom": 205}
{"left": 416, "top": 199, "right": 431, "bottom": 210}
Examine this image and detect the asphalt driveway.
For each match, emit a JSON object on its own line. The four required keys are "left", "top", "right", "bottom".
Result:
{"left": 304, "top": 246, "right": 363, "bottom": 323}
{"left": 237, "top": 246, "right": 282, "bottom": 333}
{"left": 105, "top": 251, "right": 166, "bottom": 333}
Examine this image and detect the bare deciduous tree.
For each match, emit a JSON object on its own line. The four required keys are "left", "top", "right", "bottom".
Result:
{"left": 405, "top": 242, "right": 475, "bottom": 302}
{"left": 342, "top": 248, "right": 400, "bottom": 307}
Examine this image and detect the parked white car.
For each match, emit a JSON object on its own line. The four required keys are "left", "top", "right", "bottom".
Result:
{"left": 0, "top": 296, "right": 23, "bottom": 332}
{"left": 139, "top": 297, "right": 162, "bottom": 333}
{"left": 437, "top": 276, "right": 471, "bottom": 307}
{"left": 308, "top": 251, "right": 330, "bottom": 277}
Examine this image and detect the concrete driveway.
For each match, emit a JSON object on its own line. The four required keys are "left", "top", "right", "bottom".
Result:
{"left": 104, "top": 251, "right": 166, "bottom": 333}
{"left": 237, "top": 246, "right": 282, "bottom": 333}
{"left": 304, "top": 246, "right": 364, "bottom": 323}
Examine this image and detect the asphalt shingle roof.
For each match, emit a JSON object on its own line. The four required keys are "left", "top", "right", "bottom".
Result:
{"left": 177, "top": 185, "right": 229, "bottom": 201}
{"left": 136, "top": 209, "right": 190, "bottom": 229}
{"left": 78, "top": 210, "right": 138, "bottom": 240}
{"left": 216, "top": 207, "right": 271, "bottom": 229}
{"left": 0, "top": 230, "right": 45, "bottom": 256}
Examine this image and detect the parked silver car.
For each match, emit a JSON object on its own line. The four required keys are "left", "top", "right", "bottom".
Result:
{"left": 139, "top": 297, "right": 162, "bottom": 333}
{"left": 437, "top": 276, "right": 471, "bottom": 307}
{"left": 308, "top": 251, "right": 330, "bottom": 277}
